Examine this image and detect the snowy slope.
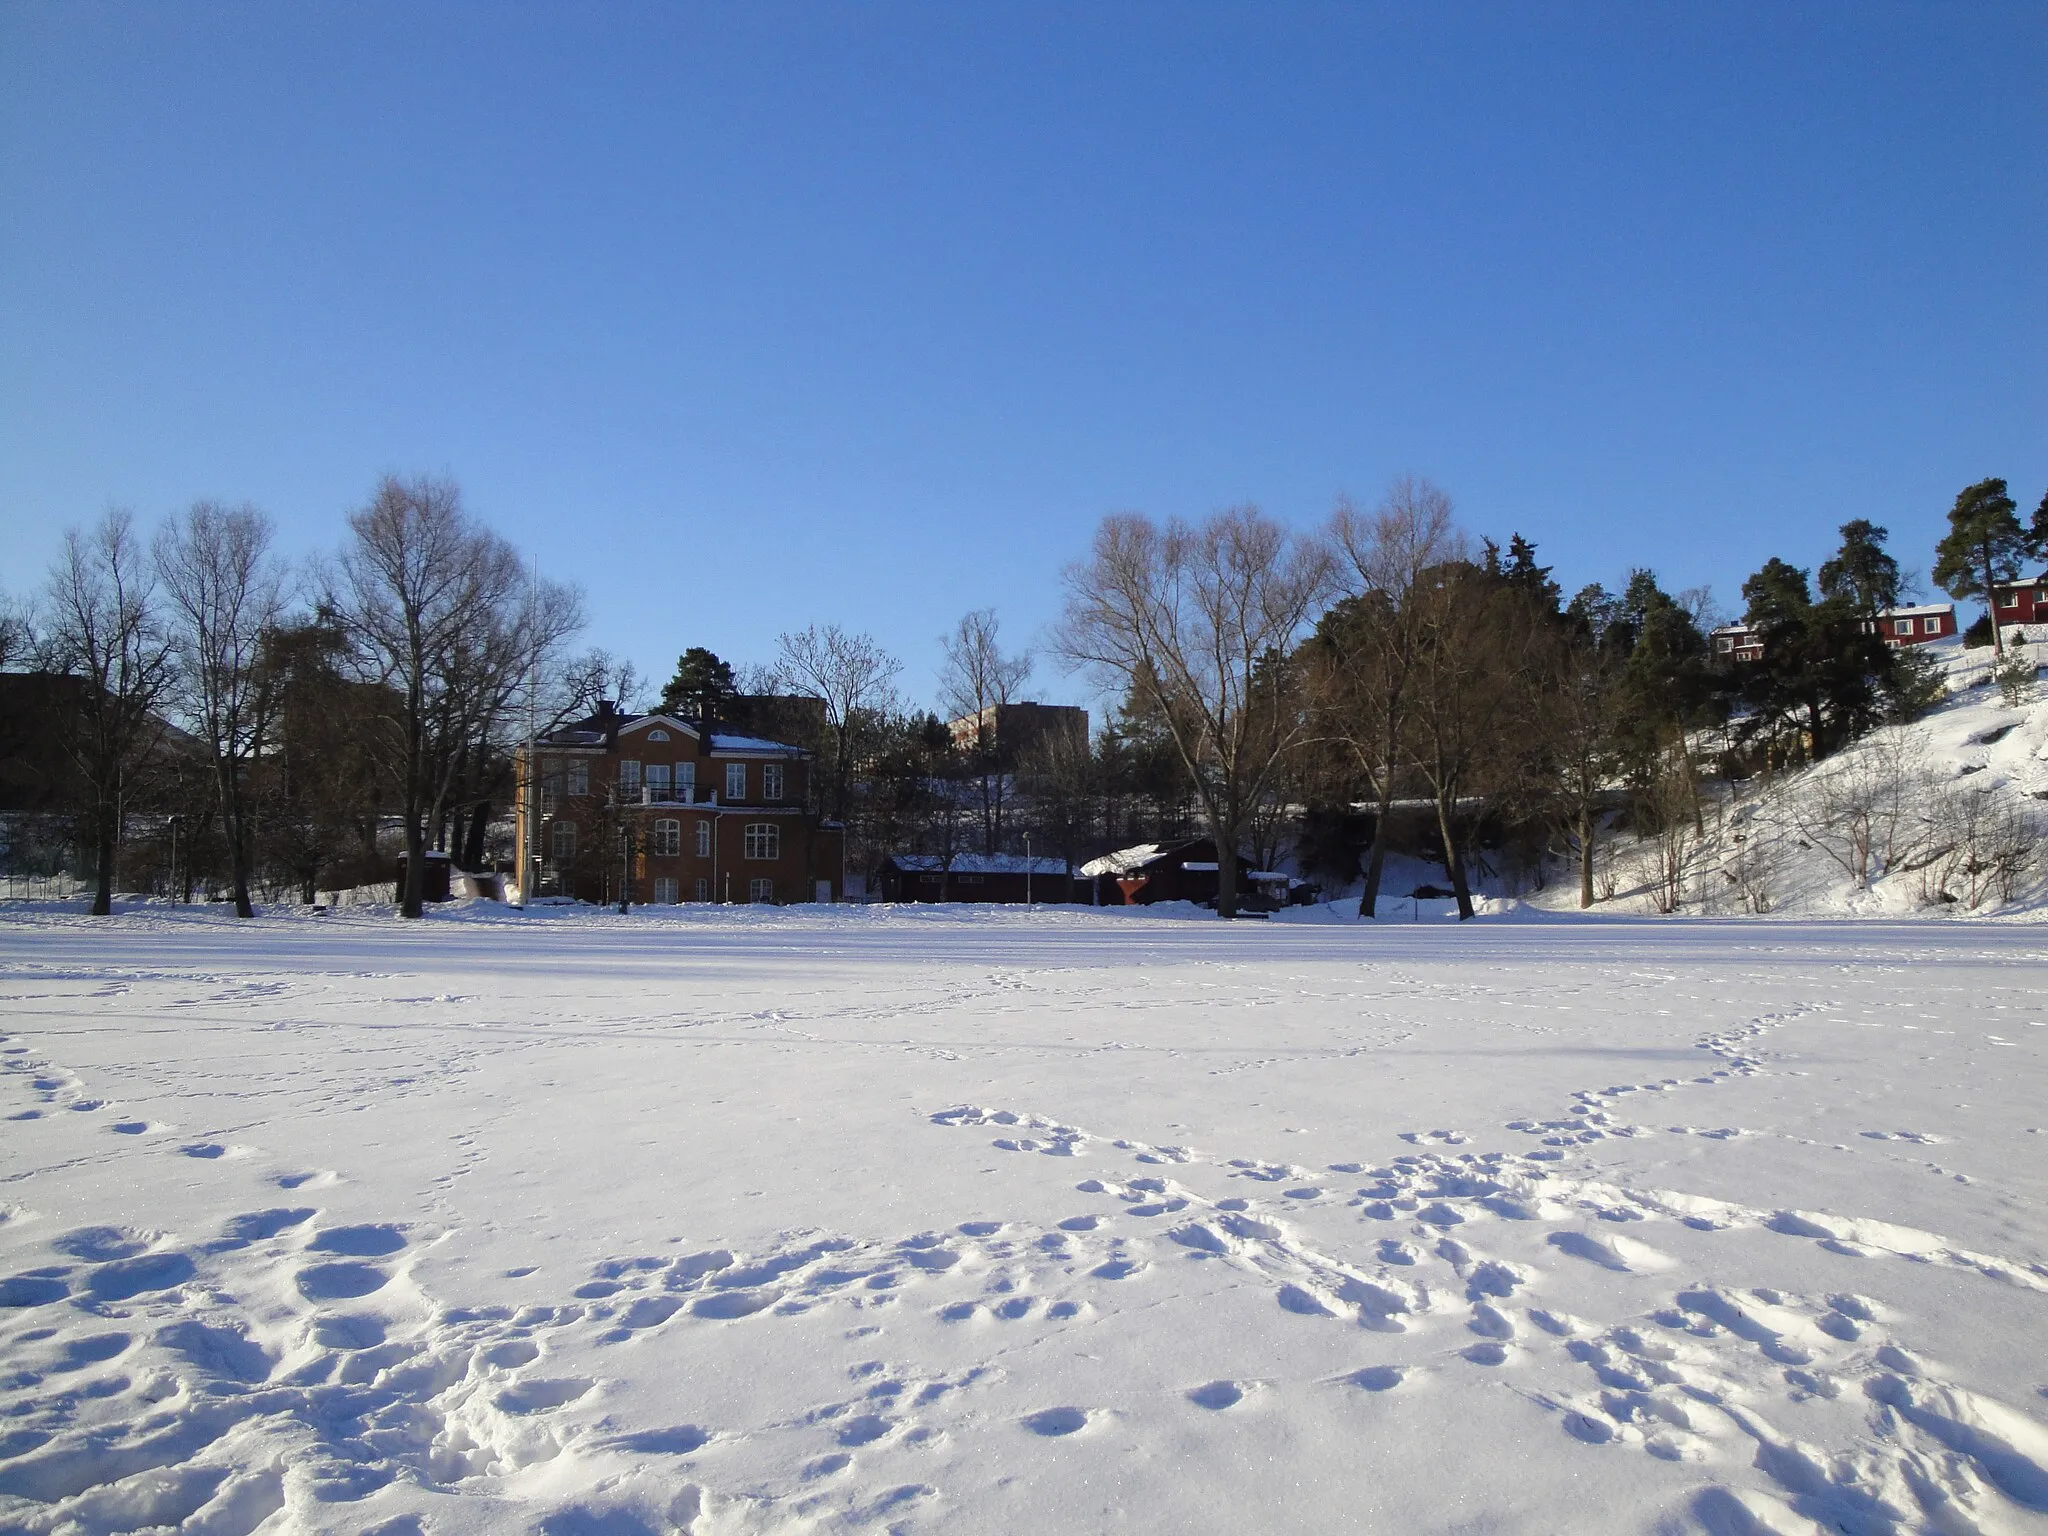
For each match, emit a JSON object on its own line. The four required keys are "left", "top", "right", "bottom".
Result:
{"left": 1, "top": 901, "right": 2044, "bottom": 1534}
{"left": 1525, "top": 638, "right": 2048, "bottom": 920}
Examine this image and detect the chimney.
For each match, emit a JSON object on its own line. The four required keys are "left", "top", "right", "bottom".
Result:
{"left": 595, "top": 699, "right": 618, "bottom": 748}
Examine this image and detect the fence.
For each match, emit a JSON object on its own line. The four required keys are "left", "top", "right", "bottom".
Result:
{"left": 0, "top": 872, "right": 89, "bottom": 902}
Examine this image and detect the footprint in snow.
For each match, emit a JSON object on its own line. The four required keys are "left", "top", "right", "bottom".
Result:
{"left": 1187, "top": 1380, "right": 1246, "bottom": 1410}
{"left": 1350, "top": 1366, "right": 1404, "bottom": 1391}
{"left": 1021, "top": 1406, "right": 1089, "bottom": 1437}
{"left": 308, "top": 1223, "right": 407, "bottom": 1257}
{"left": 296, "top": 1261, "right": 390, "bottom": 1301}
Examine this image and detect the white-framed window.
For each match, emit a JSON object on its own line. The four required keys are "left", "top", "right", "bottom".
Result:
{"left": 2002, "top": 592, "right": 2020, "bottom": 608}
{"left": 568, "top": 761, "right": 589, "bottom": 796}
{"left": 725, "top": 763, "right": 747, "bottom": 800}
{"left": 1716, "top": 636, "right": 1732, "bottom": 653}
{"left": 763, "top": 763, "right": 784, "bottom": 801}
{"left": 694, "top": 877, "right": 709, "bottom": 902}
{"left": 551, "top": 821, "right": 576, "bottom": 859}
{"left": 678, "top": 761, "right": 696, "bottom": 797}
{"left": 695, "top": 820, "right": 712, "bottom": 858}
{"left": 749, "top": 877, "right": 774, "bottom": 903}
{"left": 646, "top": 763, "right": 672, "bottom": 799}
{"left": 648, "top": 729, "right": 669, "bottom": 742}
{"left": 743, "top": 823, "right": 780, "bottom": 860}
{"left": 1895, "top": 618, "right": 1915, "bottom": 636}
{"left": 653, "top": 877, "right": 678, "bottom": 904}
{"left": 652, "top": 819, "right": 681, "bottom": 856}
{"left": 619, "top": 759, "right": 641, "bottom": 792}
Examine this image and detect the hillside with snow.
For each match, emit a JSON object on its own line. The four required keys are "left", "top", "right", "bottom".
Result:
{"left": 1522, "top": 638, "right": 2048, "bottom": 922}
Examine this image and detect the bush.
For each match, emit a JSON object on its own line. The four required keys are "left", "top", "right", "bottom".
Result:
{"left": 1963, "top": 613, "right": 1995, "bottom": 649}
{"left": 1995, "top": 652, "right": 2037, "bottom": 708}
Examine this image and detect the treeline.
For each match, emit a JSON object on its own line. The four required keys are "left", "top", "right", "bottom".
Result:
{"left": 2, "top": 477, "right": 595, "bottom": 917}
{"left": 4, "top": 471, "right": 2042, "bottom": 920}
{"left": 1051, "top": 475, "right": 2047, "bottom": 917}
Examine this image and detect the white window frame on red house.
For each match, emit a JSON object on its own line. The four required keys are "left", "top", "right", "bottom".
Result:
{"left": 1895, "top": 618, "right": 1914, "bottom": 636}
{"left": 551, "top": 821, "right": 576, "bottom": 859}
{"left": 763, "top": 763, "right": 784, "bottom": 801}
{"left": 749, "top": 877, "right": 774, "bottom": 903}
{"left": 646, "top": 762, "right": 672, "bottom": 798}
{"left": 678, "top": 761, "right": 696, "bottom": 797}
{"left": 653, "top": 877, "right": 678, "bottom": 904}
{"left": 743, "top": 823, "right": 780, "bottom": 860}
{"left": 619, "top": 759, "right": 641, "bottom": 792}
{"left": 652, "top": 819, "right": 681, "bottom": 856}
{"left": 694, "top": 877, "right": 709, "bottom": 901}
{"left": 695, "top": 821, "right": 711, "bottom": 857}
{"left": 726, "top": 763, "right": 747, "bottom": 800}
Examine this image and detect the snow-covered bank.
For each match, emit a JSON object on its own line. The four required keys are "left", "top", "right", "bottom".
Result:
{"left": 2, "top": 905, "right": 2044, "bottom": 1534}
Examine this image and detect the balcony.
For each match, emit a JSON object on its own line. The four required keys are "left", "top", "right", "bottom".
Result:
{"left": 618, "top": 784, "right": 714, "bottom": 807}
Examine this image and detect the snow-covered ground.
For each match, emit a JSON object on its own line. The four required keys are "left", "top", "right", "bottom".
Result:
{"left": 2, "top": 900, "right": 2045, "bottom": 1535}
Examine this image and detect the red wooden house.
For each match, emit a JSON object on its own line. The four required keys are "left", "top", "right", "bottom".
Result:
{"left": 1989, "top": 576, "right": 2048, "bottom": 631}
{"left": 1860, "top": 604, "right": 1956, "bottom": 646}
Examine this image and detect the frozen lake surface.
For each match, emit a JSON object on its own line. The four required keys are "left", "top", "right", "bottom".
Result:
{"left": 1, "top": 901, "right": 2044, "bottom": 1534}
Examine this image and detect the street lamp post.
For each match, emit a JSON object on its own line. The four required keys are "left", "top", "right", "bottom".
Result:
{"left": 1024, "top": 833, "right": 1032, "bottom": 906}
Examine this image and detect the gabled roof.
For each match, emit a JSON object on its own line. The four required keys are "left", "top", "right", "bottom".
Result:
{"left": 540, "top": 710, "right": 807, "bottom": 757}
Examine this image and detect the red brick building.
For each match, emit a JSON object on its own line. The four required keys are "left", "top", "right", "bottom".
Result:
{"left": 515, "top": 704, "right": 843, "bottom": 905}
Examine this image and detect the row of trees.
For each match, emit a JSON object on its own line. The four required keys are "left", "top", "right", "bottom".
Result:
{"left": 7, "top": 478, "right": 589, "bottom": 917}
{"left": 7, "top": 471, "right": 2037, "bottom": 920}
{"left": 1053, "top": 476, "right": 2027, "bottom": 918}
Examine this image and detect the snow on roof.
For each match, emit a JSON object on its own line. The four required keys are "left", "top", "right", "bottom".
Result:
{"left": 1878, "top": 604, "right": 1954, "bottom": 619}
{"left": 888, "top": 852, "right": 1072, "bottom": 876}
{"left": 708, "top": 734, "right": 807, "bottom": 756}
{"left": 1077, "top": 842, "right": 1168, "bottom": 877}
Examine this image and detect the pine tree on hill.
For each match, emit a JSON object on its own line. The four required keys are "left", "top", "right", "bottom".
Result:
{"left": 1818, "top": 520, "right": 1902, "bottom": 616}
{"left": 1932, "top": 479, "right": 2029, "bottom": 658}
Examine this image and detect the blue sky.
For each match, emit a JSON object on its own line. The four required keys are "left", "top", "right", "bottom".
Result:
{"left": 3, "top": 3, "right": 2042, "bottom": 715}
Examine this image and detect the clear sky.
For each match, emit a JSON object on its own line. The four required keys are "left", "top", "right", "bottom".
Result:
{"left": 3, "top": 3, "right": 2042, "bottom": 716}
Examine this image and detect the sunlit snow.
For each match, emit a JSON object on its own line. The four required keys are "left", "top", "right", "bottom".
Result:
{"left": 1, "top": 901, "right": 2044, "bottom": 1534}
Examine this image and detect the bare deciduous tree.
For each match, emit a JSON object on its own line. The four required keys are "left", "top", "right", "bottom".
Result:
{"left": 938, "top": 608, "right": 1033, "bottom": 854}
{"left": 1058, "top": 506, "right": 1333, "bottom": 917}
{"left": 329, "top": 475, "right": 581, "bottom": 918}
{"left": 773, "top": 624, "right": 903, "bottom": 824}
{"left": 42, "top": 511, "right": 177, "bottom": 915}
{"left": 156, "top": 502, "right": 290, "bottom": 918}
{"left": 1319, "top": 478, "right": 1465, "bottom": 916}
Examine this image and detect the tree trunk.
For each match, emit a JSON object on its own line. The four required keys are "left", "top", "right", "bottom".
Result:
{"left": 91, "top": 806, "right": 116, "bottom": 916}
{"left": 400, "top": 818, "right": 426, "bottom": 919}
{"left": 219, "top": 760, "right": 255, "bottom": 919}
{"left": 1357, "top": 788, "right": 1394, "bottom": 917}
{"left": 1578, "top": 806, "right": 1595, "bottom": 908}
{"left": 1984, "top": 548, "right": 2005, "bottom": 658}
{"left": 1437, "top": 794, "right": 1474, "bottom": 921}
{"left": 461, "top": 801, "right": 490, "bottom": 870}
{"left": 1215, "top": 836, "right": 1239, "bottom": 918}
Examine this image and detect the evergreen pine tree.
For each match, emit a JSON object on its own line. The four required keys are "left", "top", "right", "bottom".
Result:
{"left": 1932, "top": 479, "right": 2027, "bottom": 657}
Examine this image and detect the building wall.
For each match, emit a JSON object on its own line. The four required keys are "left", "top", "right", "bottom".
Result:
{"left": 514, "top": 718, "right": 842, "bottom": 904}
